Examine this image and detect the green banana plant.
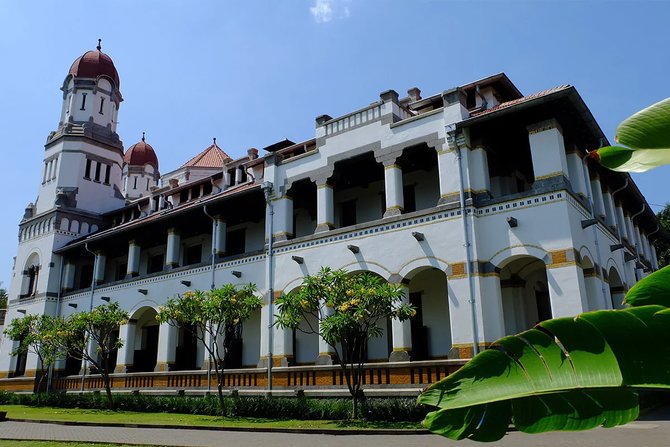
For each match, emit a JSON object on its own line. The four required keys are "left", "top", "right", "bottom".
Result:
{"left": 417, "top": 265, "right": 670, "bottom": 441}
{"left": 589, "top": 97, "right": 670, "bottom": 172}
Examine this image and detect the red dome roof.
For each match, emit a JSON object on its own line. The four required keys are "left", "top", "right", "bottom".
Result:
{"left": 68, "top": 44, "right": 120, "bottom": 88}
{"left": 124, "top": 137, "right": 159, "bottom": 169}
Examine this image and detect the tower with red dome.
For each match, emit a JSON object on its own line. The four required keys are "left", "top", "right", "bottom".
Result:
{"left": 1, "top": 42, "right": 130, "bottom": 377}
{"left": 122, "top": 133, "right": 160, "bottom": 199}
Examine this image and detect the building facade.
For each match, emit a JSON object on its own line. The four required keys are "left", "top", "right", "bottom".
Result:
{"left": 0, "top": 46, "right": 660, "bottom": 394}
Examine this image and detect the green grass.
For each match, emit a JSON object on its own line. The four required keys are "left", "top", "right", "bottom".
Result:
{"left": 1, "top": 405, "right": 423, "bottom": 430}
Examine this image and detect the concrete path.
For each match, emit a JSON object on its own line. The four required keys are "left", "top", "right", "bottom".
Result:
{"left": 1, "top": 406, "right": 670, "bottom": 447}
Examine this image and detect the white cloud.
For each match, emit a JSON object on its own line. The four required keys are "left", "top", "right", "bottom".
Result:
{"left": 310, "top": 0, "right": 350, "bottom": 24}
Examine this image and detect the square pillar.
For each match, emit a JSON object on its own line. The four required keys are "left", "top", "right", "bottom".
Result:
{"left": 166, "top": 229, "right": 181, "bottom": 268}
{"left": 126, "top": 241, "right": 141, "bottom": 278}
{"left": 437, "top": 145, "right": 461, "bottom": 205}
{"left": 602, "top": 188, "right": 617, "bottom": 228}
{"left": 383, "top": 161, "right": 404, "bottom": 217}
{"left": 258, "top": 294, "right": 292, "bottom": 367}
{"left": 315, "top": 179, "right": 334, "bottom": 233}
{"left": 624, "top": 214, "right": 636, "bottom": 246}
{"left": 615, "top": 204, "right": 629, "bottom": 240}
{"left": 546, "top": 260, "right": 588, "bottom": 318}
{"left": 527, "top": 119, "right": 569, "bottom": 183}
{"left": 155, "top": 323, "right": 177, "bottom": 372}
{"left": 115, "top": 321, "right": 136, "bottom": 373}
{"left": 389, "top": 285, "right": 411, "bottom": 361}
{"left": 468, "top": 146, "right": 491, "bottom": 195}
{"left": 273, "top": 196, "right": 294, "bottom": 241}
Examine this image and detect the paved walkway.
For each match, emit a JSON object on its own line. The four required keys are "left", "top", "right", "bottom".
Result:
{"left": 1, "top": 406, "right": 670, "bottom": 447}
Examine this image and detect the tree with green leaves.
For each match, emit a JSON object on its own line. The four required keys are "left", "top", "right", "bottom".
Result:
{"left": 420, "top": 97, "right": 670, "bottom": 441}
{"left": 275, "top": 267, "right": 415, "bottom": 418}
{"left": 3, "top": 314, "right": 60, "bottom": 391}
{"left": 53, "top": 302, "right": 128, "bottom": 407}
{"left": 654, "top": 203, "right": 670, "bottom": 268}
{"left": 0, "top": 286, "right": 7, "bottom": 310}
{"left": 156, "top": 284, "right": 261, "bottom": 412}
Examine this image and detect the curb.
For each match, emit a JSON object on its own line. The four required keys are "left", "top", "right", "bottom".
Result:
{"left": 5, "top": 417, "right": 430, "bottom": 436}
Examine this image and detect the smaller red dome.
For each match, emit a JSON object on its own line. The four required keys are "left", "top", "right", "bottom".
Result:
{"left": 68, "top": 42, "right": 120, "bottom": 88}
{"left": 124, "top": 136, "right": 159, "bottom": 170}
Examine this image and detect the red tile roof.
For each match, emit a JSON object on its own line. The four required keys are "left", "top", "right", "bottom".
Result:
{"left": 181, "top": 143, "right": 231, "bottom": 168}
{"left": 470, "top": 85, "right": 572, "bottom": 118}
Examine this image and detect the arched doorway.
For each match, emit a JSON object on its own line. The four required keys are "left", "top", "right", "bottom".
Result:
{"left": 499, "top": 256, "right": 550, "bottom": 335}
{"left": 129, "top": 307, "right": 159, "bottom": 372}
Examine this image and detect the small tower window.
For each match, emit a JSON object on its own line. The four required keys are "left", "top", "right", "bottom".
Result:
{"left": 94, "top": 162, "right": 101, "bottom": 182}
{"left": 80, "top": 93, "right": 87, "bottom": 111}
{"left": 84, "top": 159, "right": 92, "bottom": 179}
{"left": 133, "top": 177, "right": 138, "bottom": 189}
{"left": 99, "top": 97, "right": 105, "bottom": 114}
{"left": 146, "top": 178, "right": 150, "bottom": 190}
{"left": 104, "top": 165, "right": 111, "bottom": 184}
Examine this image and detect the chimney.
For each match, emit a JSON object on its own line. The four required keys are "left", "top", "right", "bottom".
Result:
{"left": 169, "top": 179, "right": 179, "bottom": 189}
{"left": 247, "top": 148, "right": 259, "bottom": 160}
{"left": 407, "top": 87, "right": 422, "bottom": 102}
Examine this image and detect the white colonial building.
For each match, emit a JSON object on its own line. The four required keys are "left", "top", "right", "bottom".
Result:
{"left": 0, "top": 45, "right": 659, "bottom": 393}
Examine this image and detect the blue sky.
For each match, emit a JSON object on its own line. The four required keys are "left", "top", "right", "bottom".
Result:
{"left": 1, "top": 0, "right": 669, "bottom": 289}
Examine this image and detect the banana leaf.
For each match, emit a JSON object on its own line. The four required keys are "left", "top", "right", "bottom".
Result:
{"left": 418, "top": 301, "right": 670, "bottom": 441}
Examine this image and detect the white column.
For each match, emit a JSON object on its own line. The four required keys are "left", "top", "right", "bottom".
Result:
{"left": 527, "top": 119, "right": 569, "bottom": 182}
{"left": 383, "top": 161, "right": 404, "bottom": 217}
{"left": 94, "top": 252, "right": 106, "bottom": 285}
{"left": 273, "top": 196, "right": 294, "bottom": 241}
{"left": 166, "top": 229, "right": 181, "bottom": 268}
{"left": 214, "top": 217, "right": 226, "bottom": 257}
{"left": 651, "top": 245, "right": 659, "bottom": 270}
{"left": 80, "top": 336, "right": 98, "bottom": 374}
{"left": 316, "top": 304, "right": 335, "bottom": 365}
{"left": 566, "top": 151, "right": 588, "bottom": 197}
{"left": 195, "top": 327, "right": 206, "bottom": 369}
{"left": 389, "top": 285, "right": 412, "bottom": 361}
{"left": 155, "top": 323, "right": 177, "bottom": 372}
{"left": 127, "top": 240, "right": 141, "bottom": 277}
{"left": 258, "top": 300, "right": 292, "bottom": 367}
{"left": 602, "top": 189, "right": 617, "bottom": 228}
{"left": 590, "top": 176, "right": 606, "bottom": 219}
{"left": 624, "top": 214, "right": 636, "bottom": 246}
{"left": 634, "top": 225, "right": 644, "bottom": 257}
{"left": 615, "top": 204, "right": 628, "bottom": 240}
{"left": 115, "top": 321, "right": 136, "bottom": 373}
{"left": 546, "top": 264, "right": 588, "bottom": 317}
{"left": 63, "top": 261, "right": 76, "bottom": 291}
{"left": 315, "top": 179, "right": 334, "bottom": 232}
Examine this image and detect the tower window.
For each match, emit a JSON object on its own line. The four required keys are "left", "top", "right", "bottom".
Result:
{"left": 99, "top": 97, "right": 105, "bottom": 114}
{"left": 84, "top": 159, "right": 92, "bottom": 179}
{"left": 146, "top": 178, "right": 150, "bottom": 190}
{"left": 133, "top": 177, "right": 138, "bottom": 190}
{"left": 94, "top": 162, "right": 101, "bottom": 182}
{"left": 80, "top": 93, "right": 87, "bottom": 111}
{"left": 104, "top": 164, "right": 111, "bottom": 184}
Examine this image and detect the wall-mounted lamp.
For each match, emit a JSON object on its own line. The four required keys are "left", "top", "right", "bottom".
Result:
{"left": 347, "top": 245, "right": 360, "bottom": 254}
{"left": 68, "top": 303, "right": 78, "bottom": 309}
{"left": 581, "top": 218, "right": 598, "bottom": 229}
{"left": 100, "top": 296, "right": 111, "bottom": 302}
{"left": 623, "top": 253, "right": 637, "bottom": 262}
{"left": 506, "top": 217, "right": 518, "bottom": 228}
{"left": 610, "top": 244, "right": 625, "bottom": 252}
{"left": 138, "top": 289, "right": 148, "bottom": 295}
{"left": 180, "top": 280, "right": 191, "bottom": 287}
{"left": 292, "top": 256, "right": 304, "bottom": 264}
{"left": 231, "top": 271, "right": 242, "bottom": 278}
{"left": 412, "top": 232, "right": 425, "bottom": 241}
{"left": 635, "top": 261, "right": 645, "bottom": 270}
{"left": 16, "top": 309, "right": 26, "bottom": 315}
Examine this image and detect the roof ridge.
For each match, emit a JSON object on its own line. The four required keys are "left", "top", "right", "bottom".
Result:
{"left": 181, "top": 144, "right": 232, "bottom": 168}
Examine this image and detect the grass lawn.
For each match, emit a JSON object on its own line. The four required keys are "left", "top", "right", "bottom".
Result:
{"left": 2, "top": 443, "right": 150, "bottom": 447}
{"left": 1, "top": 405, "right": 423, "bottom": 431}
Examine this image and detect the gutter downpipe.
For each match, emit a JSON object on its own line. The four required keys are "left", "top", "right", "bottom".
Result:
{"left": 47, "top": 255, "right": 65, "bottom": 392}
{"left": 581, "top": 154, "right": 608, "bottom": 309}
{"left": 81, "top": 242, "right": 98, "bottom": 393}
{"left": 450, "top": 129, "right": 479, "bottom": 357}
{"left": 263, "top": 181, "right": 274, "bottom": 392}
{"left": 203, "top": 205, "right": 217, "bottom": 393}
